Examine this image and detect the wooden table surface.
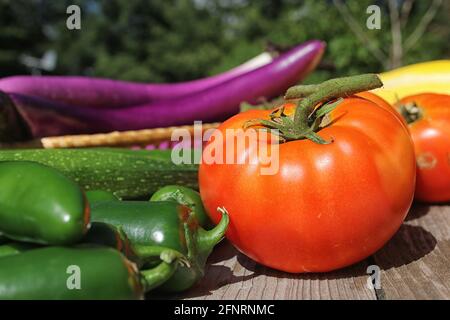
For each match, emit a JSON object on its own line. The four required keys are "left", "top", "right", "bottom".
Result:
{"left": 166, "top": 203, "right": 450, "bottom": 300}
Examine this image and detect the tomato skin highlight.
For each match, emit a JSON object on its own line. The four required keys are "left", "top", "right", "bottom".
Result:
{"left": 399, "top": 93, "right": 450, "bottom": 203}
{"left": 199, "top": 96, "right": 416, "bottom": 273}
{"left": 356, "top": 91, "right": 408, "bottom": 129}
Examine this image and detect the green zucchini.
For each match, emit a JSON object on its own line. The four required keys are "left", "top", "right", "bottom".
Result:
{"left": 0, "top": 148, "right": 198, "bottom": 199}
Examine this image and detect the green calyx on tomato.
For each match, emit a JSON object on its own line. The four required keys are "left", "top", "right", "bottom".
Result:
{"left": 398, "top": 102, "right": 424, "bottom": 124}
{"left": 245, "top": 74, "right": 383, "bottom": 144}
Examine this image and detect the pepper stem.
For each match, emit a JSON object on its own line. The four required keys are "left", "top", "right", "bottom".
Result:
{"left": 132, "top": 244, "right": 190, "bottom": 267}
{"left": 140, "top": 260, "right": 179, "bottom": 292}
{"left": 196, "top": 207, "right": 229, "bottom": 264}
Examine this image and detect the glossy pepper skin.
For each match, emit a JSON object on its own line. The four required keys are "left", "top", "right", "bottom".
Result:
{"left": 150, "top": 185, "right": 212, "bottom": 229}
{"left": 0, "top": 247, "right": 140, "bottom": 299}
{"left": 83, "top": 222, "right": 138, "bottom": 260}
{"left": 91, "top": 201, "right": 228, "bottom": 292}
{"left": 0, "top": 161, "right": 90, "bottom": 245}
{"left": 0, "top": 246, "right": 180, "bottom": 299}
{"left": 0, "top": 242, "right": 37, "bottom": 258}
{"left": 84, "top": 221, "right": 187, "bottom": 268}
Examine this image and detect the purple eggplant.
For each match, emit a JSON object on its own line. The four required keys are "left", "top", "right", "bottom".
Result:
{"left": 0, "top": 52, "right": 273, "bottom": 109}
{"left": 1, "top": 40, "right": 325, "bottom": 139}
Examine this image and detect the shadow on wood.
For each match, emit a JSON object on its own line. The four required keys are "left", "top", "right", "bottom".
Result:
{"left": 405, "top": 203, "right": 431, "bottom": 221}
{"left": 148, "top": 242, "right": 255, "bottom": 300}
{"left": 172, "top": 240, "right": 376, "bottom": 299}
{"left": 148, "top": 208, "right": 444, "bottom": 299}
{"left": 206, "top": 241, "right": 239, "bottom": 264}
{"left": 372, "top": 218, "right": 448, "bottom": 299}
{"left": 406, "top": 202, "right": 450, "bottom": 221}
{"left": 235, "top": 250, "right": 371, "bottom": 279}
{"left": 162, "top": 224, "right": 436, "bottom": 299}
{"left": 373, "top": 224, "right": 437, "bottom": 270}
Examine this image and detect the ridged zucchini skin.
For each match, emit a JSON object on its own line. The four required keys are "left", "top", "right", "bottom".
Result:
{"left": 0, "top": 148, "right": 198, "bottom": 199}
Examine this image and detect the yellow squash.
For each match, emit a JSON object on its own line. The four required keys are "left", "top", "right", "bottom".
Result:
{"left": 372, "top": 60, "right": 450, "bottom": 104}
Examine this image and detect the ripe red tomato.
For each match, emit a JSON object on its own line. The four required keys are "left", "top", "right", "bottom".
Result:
{"left": 397, "top": 93, "right": 450, "bottom": 203}
{"left": 357, "top": 91, "right": 408, "bottom": 128}
{"left": 199, "top": 94, "right": 416, "bottom": 273}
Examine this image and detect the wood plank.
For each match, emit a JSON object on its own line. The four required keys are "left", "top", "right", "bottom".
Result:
{"left": 153, "top": 204, "right": 449, "bottom": 300}
{"left": 174, "top": 241, "right": 376, "bottom": 300}
{"left": 372, "top": 204, "right": 450, "bottom": 300}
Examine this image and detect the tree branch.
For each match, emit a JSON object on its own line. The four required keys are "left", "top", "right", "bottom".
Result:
{"left": 400, "top": 0, "right": 415, "bottom": 28}
{"left": 388, "top": 0, "right": 403, "bottom": 68}
{"left": 404, "top": 0, "right": 442, "bottom": 53}
{"left": 332, "top": 0, "right": 388, "bottom": 67}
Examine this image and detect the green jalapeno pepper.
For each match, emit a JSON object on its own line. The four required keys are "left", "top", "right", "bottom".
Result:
{"left": 0, "top": 246, "right": 181, "bottom": 299}
{"left": 0, "top": 161, "right": 90, "bottom": 245}
{"left": 84, "top": 221, "right": 188, "bottom": 267}
{"left": 150, "top": 185, "right": 212, "bottom": 229}
{"left": 86, "top": 190, "right": 119, "bottom": 205}
{"left": 91, "top": 201, "right": 229, "bottom": 292}
{"left": 0, "top": 242, "right": 37, "bottom": 259}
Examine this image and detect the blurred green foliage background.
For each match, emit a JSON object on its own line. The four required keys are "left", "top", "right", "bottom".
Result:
{"left": 0, "top": 0, "right": 448, "bottom": 84}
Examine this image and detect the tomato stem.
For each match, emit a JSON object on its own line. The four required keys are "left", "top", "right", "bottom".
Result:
{"left": 398, "top": 102, "right": 423, "bottom": 124}
{"left": 293, "top": 74, "right": 383, "bottom": 132}
{"left": 285, "top": 84, "right": 318, "bottom": 99}
{"left": 245, "top": 74, "right": 383, "bottom": 144}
